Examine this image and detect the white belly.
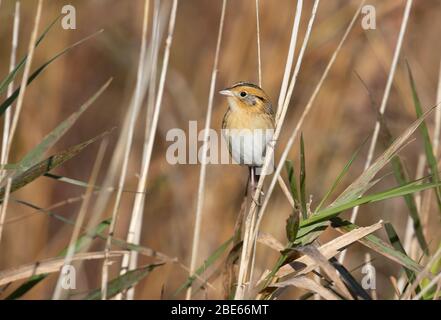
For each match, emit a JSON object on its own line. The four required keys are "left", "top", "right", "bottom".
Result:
{"left": 223, "top": 128, "right": 274, "bottom": 167}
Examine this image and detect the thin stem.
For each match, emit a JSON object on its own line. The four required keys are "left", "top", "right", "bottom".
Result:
{"left": 432, "top": 58, "right": 441, "bottom": 155}
{"left": 276, "top": 0, "right": 303, "bottom": 118}
{"left": 1, "top": 1, "right": 20, "bottom": 167}
{"left": 5, "top": 0, "right": 43, "bottom": 161}
{"left": 101, "top": 0, "right": 152, "bottom": 300}
{"left": 0, "top": 178, "right": 12, "bottom": 244}
{"left": 340, "top": 0, "right": 413, "bottom": 265}
{"left": 417, "top": 57, "right": 441, "bottom": 248}
{"left": 235, "top": 0, "right": 322, "bottom": 299}
{"left": 403, "top": 246, "right": 441, "bottom": 299}
{"left": 255, "top": 0, "right": 362, "bottom": 256}
{"left": 53, "top": 139, "right": 108, "bottom": 300}
{"left": 255, "top": 0, "right": 262, "bottom": 87}
{"left": 186, "top": 0, "right": 227, "bottom": 300}
{"left": 120, "top": 0, "right": 161, "bottom": 301}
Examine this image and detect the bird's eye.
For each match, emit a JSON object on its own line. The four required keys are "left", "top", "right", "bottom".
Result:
{"left": 240, "top": 91, "right": 247, "bottom": 97}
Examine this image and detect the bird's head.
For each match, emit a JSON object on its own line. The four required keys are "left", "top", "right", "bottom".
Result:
{"left": 219, "top": 81, "right": 273, "bottom": 115}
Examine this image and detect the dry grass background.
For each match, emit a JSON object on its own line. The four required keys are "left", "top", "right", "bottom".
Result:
{"left": 0, "top": 0, "right": 440, "bottom": 299}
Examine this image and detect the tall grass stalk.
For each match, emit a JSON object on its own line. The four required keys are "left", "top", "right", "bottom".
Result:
{"left": 0, "top": 2, "right": 20, "bottom": 246}
{"left": 1, "top": 1, "right": 20, "bottom": 167}
{"left": 109, "top": 0, "right": 177, "bottom": 299}
{"left": 254, "top": 0, "right": 362, "bottom": 263}
{"left": 413, "top": 272, "right": 441, "bottom": 300}
{"left": 120, "top": 0, "right": 162, "bottom": 301}
{"left": 340, "top": 0, "right": 413, "bottom": 264}
{"left": 276, "top": 0, "right": 302, "bottom": 119}
{"left": 0, "top": 178, "right": 12, "bottom": 243}
{"left": 78, "top": 1, "right": 167, "bottom": 271}
{"left": 240, "top": 0, "right": 362, "bottom": 299}
{"left": 186, "top": 0, "right": 227, "bottom": 300}
{"left": 5, "top": 0, "right": 43, "bottom": 161}
{"left": 255, "top": 0, "right": 262, "bottom": 87}
{"left": 417, "top": 58, "right": 441, "bottom": 247}
{"left": 52, "top": 139, "right": 108, "bottom": 300}
{"left": 235, "top": 0, "right": 312, "bottom": 299}
{"left": 432, "top": 60, "right": 441, "bottom": 155}
{"left": 100, "top": 0, "right": 152, "bottom": 300}
{"left": 399, "top": 57, "right": 441, "bottom": 296}
{"left": 403, "top": 246, "right": 441, "bottom": 299}
{"left": 399, "top": 148, "right": 426, "bottom": 291}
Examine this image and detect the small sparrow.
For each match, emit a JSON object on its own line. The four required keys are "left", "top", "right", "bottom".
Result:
{"left": 220, "top": 81, "right": 275, "bottom": 187}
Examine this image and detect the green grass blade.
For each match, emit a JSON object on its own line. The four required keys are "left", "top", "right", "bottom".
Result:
{"left": 376, "top": 107, "right": 429, "bottom": 255}
{"left": 407, "top": 62, "right": 441, "bottom": 215}
{"left": 301, "top": 180, "right": 441, "bottom": 228}
{"left": 294, "top": 221, "right": 329, "bottom": 245}
{"left": 5, "top": 219, "right": 110, "bottom": 299}
{"left": 286, "top": 209, "right": 300, "bottom": 243}
{"left": 0, "top": 30, "right": 103, "bottom": 117}
{"left": 0, "top": 131, "right": 110, "bottom": 200}
{"left": 17, "top": 79, "right": 111, "bottom": 171}
{"left": 299, "top": 134, "right": 307, "bottom": 219}
{"left": 0, "top": 16, "right": 61, "bottom": 94}
{"left": 285, "top": 160, "right": 299, "bottom": 205}
{"left": 331, "top": 218, "right": 423, "bottom": 273}
{"left": 315, "top": 137, "right": 368, "bottom": 212}
{"left": 331, "top": 106, "right": 436, "bottom": 207}
{"left": 384, "top": 222, "right": 419, "bottom": 292}
{"left": 173, "top": 237, "right": 233, "bottom": 297}
{"left": 85, "top": 264, "right": 164, "bottom": 300}
{"left": 12, "top": 198, "right": 172, "bottom": 261}
{"left": 390, "top": 156, "right": 428, "bottom": 254}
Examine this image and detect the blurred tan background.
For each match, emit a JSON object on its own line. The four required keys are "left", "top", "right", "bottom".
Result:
{"left": 0, "top": 0, "right": 440, "bottom": 299}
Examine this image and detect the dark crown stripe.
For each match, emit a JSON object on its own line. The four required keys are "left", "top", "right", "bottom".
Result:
{"left": 231, "top": 81, "right": 262, "bottom": 90}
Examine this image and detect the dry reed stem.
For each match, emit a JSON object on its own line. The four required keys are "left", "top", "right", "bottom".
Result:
{"left": 273, "top": 276, "right": 340, "bottom": 300}
{"left": 103, "top": 0, "right": 177, "bottom": 299}
{"left": 1, "top": 1, "right": 20, "bottom": 167}
{"left": 278, "top": 0, "right": 320, "bottom": 126}
{"left": 272, "top": 0, "right": 322, "bottom": 217}
{"left": 81, "top": 7, "right": 165, "bottom": 259}
{"left": 136, "top": 0, "right": 178, "bottom": 203}
{"left": 101, "top": 0, "right": 152, "bottom": 300}
{"left": 0, "top": 2, "right": 20, "bottom": 247}
{"left": 186, "top": 0, "right": 227, "bottom": 300}
{"left": 0, "top": 178, "right": 12, "bottom": 244}
{"left": 5, "top": 0, "right": 43, "bottom": 161}
{"left": 235, "top": 0, "right": 312, "bottom": 299}
{"left": 255, "top": 0, "right": 262, "bottom": 87}
{"left": 52, "top": 139, "right": 108, "bottom": 299}
{"left": 249, "top": 0, "right": 319, "bottom": 283}
{"left": 299, "top": 245, "right": 353, "bottom": 299}
{"left": 0, "top": 251, "right": 127, "bottom": 286}
{"left": 403, "top": 246, "right": 441, "bottom": 299}
{"left": 276, "top": 220, "right": 383, "bottom": 278}
{"left": 432, "top": 60, "right": 441, "bottom": 154}
{"left": 417, "top": 58, "right": 441, "bottom": 249}
{"left": 399, "top": 154, "right": 425, "bottom": 292}
{"left": 121, "top": 0, "right": 175, "bottom": 300}
{"left": 412, "top": 272, "right": 441, "bottom": 300}
{"left": 248, "top": 1, "right": 363, "bottom": 294}
{"left": 119, "top": 3, "right": 162, "bottom": 291}
{"left": 340, "top": 0, "right": 413, "bottom": 265}
{"left": 276, "top": 0, "right": 302, "bottom": 118}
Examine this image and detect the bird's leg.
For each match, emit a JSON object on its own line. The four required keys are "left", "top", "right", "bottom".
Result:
{"left": 249, "top": 166, "right": 264, "bottom": 207}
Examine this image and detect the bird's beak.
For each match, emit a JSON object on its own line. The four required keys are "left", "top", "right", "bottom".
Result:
{"left": 219, "top": 89, "right": 234, "bottom": 97}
